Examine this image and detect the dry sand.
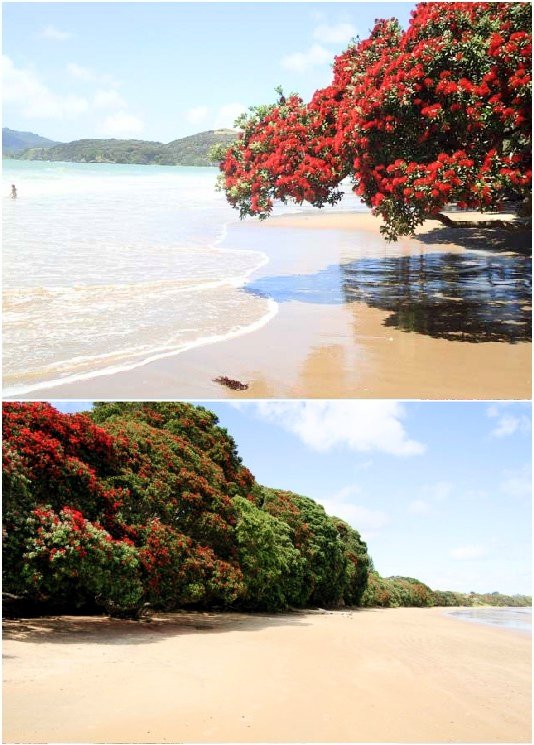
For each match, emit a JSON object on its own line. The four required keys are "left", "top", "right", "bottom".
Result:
{"left": 19, "top": 212, "right": 531, "bottom": 400}
{"left": 3, "top": 607, "right": 531, "bottom": 743}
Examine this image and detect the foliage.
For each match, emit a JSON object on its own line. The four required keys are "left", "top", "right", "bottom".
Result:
{"left": 233, "top": 496, "right": 304, "bottom": 610}
{"left": 361, "top": 573, "right": 435, "bottom": 607}
{"left": 362, "top": 574, "right": 531, "bottom": 608}
{"left": 217, "top": 2, "right": 532, "bottom": 239}
{"left": 332, "top": 517, "right": 371, "bottom": 606}
{"left": 21, "top": 506, "right": 143, "bottom": 613}
{"left": 3, "top": 402, "right": 530, "bottom": 616}
{"left": 91, "top": 401, "right": 253, "bottom": 493}
{"left": 432, "top": 589, "right": 532, "bottom": 607}
{"left": 259, "top": 487, "right": 348, "bottom": 607}
{"left": 11, "top": 130, "right": 238, "bottom": 167}
{"left": 138, "top": 518, "right": 243, "bottom": 609}
{"left": 3, "top": 402, "right": 247, "bottom": 614}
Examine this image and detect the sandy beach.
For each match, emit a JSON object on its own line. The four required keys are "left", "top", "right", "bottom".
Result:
{"left": 25, "top": 211, "right": 531, "bottom": 400}
{"left": 3, "top": 607, "right": 531, "bottom": 743}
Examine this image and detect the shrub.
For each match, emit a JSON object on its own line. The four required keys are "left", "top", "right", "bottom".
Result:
{"left": 233, "top": 496, "right": 304, "bottom": 610}
{"left": 21, "top": 506, "right": 143, "bottom": 613}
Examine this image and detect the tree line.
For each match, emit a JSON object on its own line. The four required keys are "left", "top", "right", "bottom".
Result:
{"left": 2, "top": 402, "right": 530, "bottom": 617}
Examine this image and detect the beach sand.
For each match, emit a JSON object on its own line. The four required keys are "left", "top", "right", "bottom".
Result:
{"left": 3, "top": 607, "right": 531, "bottom": 743}
{"left": 22, "top": 212, "right": 531, "bottom": 400}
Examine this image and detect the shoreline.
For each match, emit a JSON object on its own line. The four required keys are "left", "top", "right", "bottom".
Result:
{"left": 3, "top": 607, "right": 531, "bottom": 743}
{"left": 6, "top": 210, "right": 531, "bottom": 400}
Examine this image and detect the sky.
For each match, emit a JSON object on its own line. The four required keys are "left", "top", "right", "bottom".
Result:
{"left": 3, "top": 2, "right": 415, "bottom": 143}
{"left": 53, "top": 399, "right": 532, "bottom": 596}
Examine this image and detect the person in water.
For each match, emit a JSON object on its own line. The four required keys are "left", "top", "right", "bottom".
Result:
{"left": 11, "top": 184, "right": 17, "bottom": 199}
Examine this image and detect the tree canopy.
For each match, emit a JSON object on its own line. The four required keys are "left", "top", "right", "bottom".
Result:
{"left": 216, "top": 2, "right": 531, "bottom": 240}
{"left": 3, "top": 402, "right": 530, "bottom": 616}
{"left": 3, "top": 402, "right": 372, "bottom": 615}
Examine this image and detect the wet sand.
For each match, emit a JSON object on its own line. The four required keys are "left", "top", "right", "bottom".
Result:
{"left": 3, "top": 607, "right": 531, "bottom": 743}
{"left": 19, "top": 212, "right": 531, "bottom": 400}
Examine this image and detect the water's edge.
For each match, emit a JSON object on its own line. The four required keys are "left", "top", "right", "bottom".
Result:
{"left": 445, "top": 607, "right": 532, "bottom": 634}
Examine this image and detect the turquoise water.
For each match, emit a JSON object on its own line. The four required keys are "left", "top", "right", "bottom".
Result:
{"left": 447, "top": 607, "right": 532, "bottom": 633}
{"left": 1, "top": 159, "right": 371, "bottom": 394}
{"left": 3, "top": 160, "right": 275, "bottom": 394}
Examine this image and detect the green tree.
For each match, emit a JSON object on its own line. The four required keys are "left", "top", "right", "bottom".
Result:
{"left": 233, "top": 496, "right": 304, "bottom": 610}
{"left": 332, "top": 517, "right": 371, "bottom": 605}
{"left": 260, "top": 488, "right": 347, "bottom": 607}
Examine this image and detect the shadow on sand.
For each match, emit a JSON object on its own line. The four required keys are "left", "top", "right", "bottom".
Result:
{"left": 416, "top": 225, "right": 532, "bottom": 255}
{"left": 246, "top": 251, "right": 531, "bottom": 343}
{"left": 2, "top": 610, "right": 314, "bottom": 646}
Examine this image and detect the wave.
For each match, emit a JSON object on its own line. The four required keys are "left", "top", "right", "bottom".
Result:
{"left": 1, "top": 161, "right": 366, "bottom": 396}
{"left": 3, "top": 160, "right": 276, "bottom": 395}
{"left": 3, "top": 298, "right": 278, "bottom": 397}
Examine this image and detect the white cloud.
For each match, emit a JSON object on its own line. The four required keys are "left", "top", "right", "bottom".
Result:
{"left": 281, "top": 44, "right": 332, "bottom": 73}
{"left": 487, "top": 403, "right": 531, "bottom": 438}
{"left": 491, "top": 415, "right": 524, "bottom": 437}
{"left": 312, "top": 22, "right": 356, "bottom": 45}
{"left": 186, "top": 106, "right": 210, "bottom": 126}
{"left": 491, "top": 414, "right": 518, "bottom": 437}
{"left": 3, "top": 55, "right": 88, "bottom": 119}
{"left": 213, "top": 103, "right": 247, "bottom": 130}
{"left": 67, "top": 63, "right": 119, "bottom": 88}
{"left": 461, "top": 488, "right": 489, "bottom": 502}
{"left": 319, "top": 485, "right": 390, "bottom": 536}
{"left": 3, "top": 56, "right": 141, "bottom": 132}
{"left": 406, "top": 481, "right": 455, "bottom": 515}
{"left": 280, "top": 18, "right": 354, "bottom": 75}
{"left": 243, "top": 401, "right": 425, "bottom": 457}
{"left": 93, "top": 89, "right": 126, "bottom": 110}
{"left": 429, "top": 481, "right": 452, "bottom": 502}
{"left": 98, "top": 111, "right": 145, "bottom": 137}
{"left": 328, "top": 485, "right": 362, "bottom": 501}
{"left": 40, "top": 24, "right": 72, "bottom": 41}
{"left": 184, "top": 103, "right": 246, "bottom": 131}
{"left": 450, "top": 545, "right": 488, "bottom": 561}
{"left": 329, "top": 503, "right": 390, "bottom": 533}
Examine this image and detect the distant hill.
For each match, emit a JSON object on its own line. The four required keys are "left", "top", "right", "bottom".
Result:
{"left": 10, "top": 129, "right": 238, "bottom": 167}
{"left": 160, "top": 130, "right": 237, "bottom": 166}
{"left": 3, "top": 128, "right": 61, "bottom": 154}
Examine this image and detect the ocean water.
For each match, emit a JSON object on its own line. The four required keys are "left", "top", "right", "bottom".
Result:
{"left": 3, "top": 159, "right": 369, "bottom": 395}
{"left": 3, "top": 160, "right": 529, "bottom": 394}
{"left": 1, "top": 162, "right": 256, "bottom": 393}
{"left": 447, "top": 606, "right": 532, "bottom": 633}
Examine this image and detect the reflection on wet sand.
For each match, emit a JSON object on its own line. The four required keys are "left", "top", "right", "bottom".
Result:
{"left": 341, "top": 252, "right": 531, "bottom": 343}
{"left": 247, "top": 252, "right": 531, "bottom": 344}
{"left": 448, "top": 607, "right": 532, "bottom": 633}
{"left": 24, "top": 212, "right": 532, "bottom": 400}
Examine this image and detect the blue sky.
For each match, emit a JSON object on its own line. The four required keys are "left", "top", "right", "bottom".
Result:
{"left": 53, "top": 400, "right": 532, "bottom": 596}
{"left": 3, "top": 2, "right": 415, "bottom": 142}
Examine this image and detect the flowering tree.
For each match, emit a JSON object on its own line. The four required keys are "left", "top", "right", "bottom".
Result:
{"left": 3, "top": 402, "right": 373, "bottom": 615}
{"left": 2, "top": 402, "right": 247, "bottom": 613}
{"left": 21, "top": 506, "right": 143, "bottom": 613}
{"left": 3, "top": 403, "right": 530, "bottom": 614}
{"left": 217, "top": 2, "right": 531, "bottom": 240}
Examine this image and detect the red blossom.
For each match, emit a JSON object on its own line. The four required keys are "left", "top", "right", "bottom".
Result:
{"left": 217, "top": 2, "right": 531, "bottom": 239}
